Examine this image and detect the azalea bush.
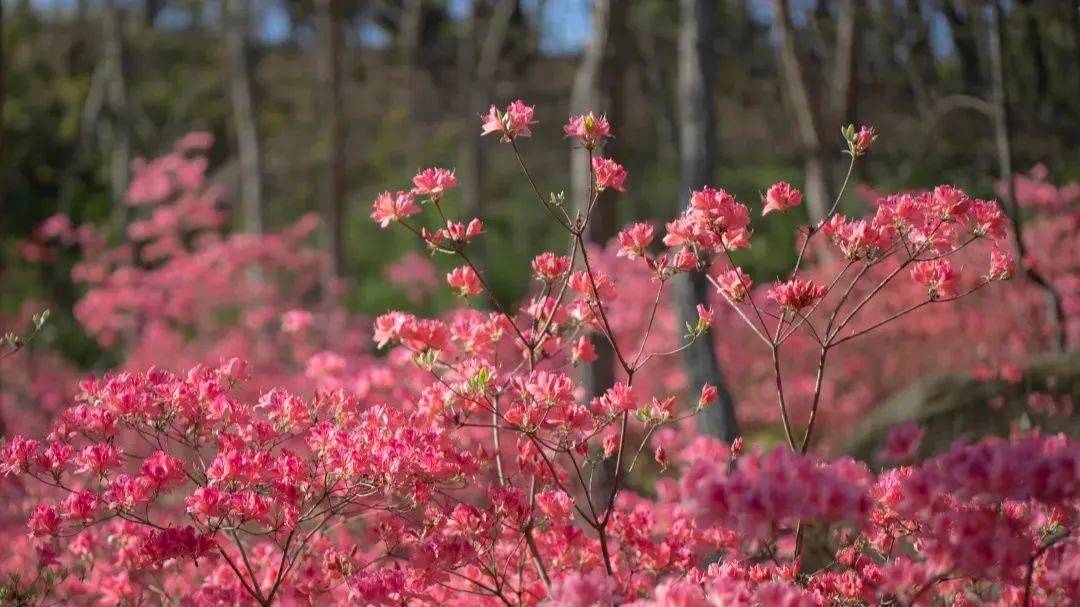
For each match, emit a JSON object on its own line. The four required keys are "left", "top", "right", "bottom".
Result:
{"left": 2, "top": 102, "right": 1079, "bottom": 606}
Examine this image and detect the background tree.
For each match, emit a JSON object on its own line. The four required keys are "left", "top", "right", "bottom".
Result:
{"left": 770, "top": 0, "right": 858, "bottom": 223}
{"left": 102, "top": 0, "right": 131, "bottom": 234}
{"left": 571, "top": 0, "right": 627, "bottom": 402}
{"left": 674, "top": 0, "right": 738, "bottom": 442}
{"left": 315, "top": 0, "right": 347, "bottom": 281}
{"left": 225, "top": 0, "right": 265, "bottom": 234}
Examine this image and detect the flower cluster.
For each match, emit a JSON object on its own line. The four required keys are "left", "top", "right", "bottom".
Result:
{"left": 5, "top": 106, "right": 1077, "bottom": 606}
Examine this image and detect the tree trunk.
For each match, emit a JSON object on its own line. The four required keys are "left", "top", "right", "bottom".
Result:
{"left": 458, "top": 0, "right": 515, "bottom": 227}
{"left": 103, "top": 0, "right": 131, "bottom": 235}
{"left": 829, "top": 0, "right": 857, "bottom": 127}
{"left": 225, "top": 0, "right": 265, "bottom": 234}
{"left": 315, "top": 0, "right": 346, "bottom": 281}
{"left": 399, "top": 0, "right": 423, "bottom": 161}
{"left": 571, "top": 0, "right": 624, "bottom": 401}
{"left": 987, "top": 1, "right": 1068, "bottom": 352}
{"left": 675, "top": 0, "right": 738, "bottom": 443}
{"left": 571, "top": 0, "right": 627, "bottom": 506}
{"left": 770, "top": 0, "right": 830, "bottom": 222}
{"left": 1019, "top": 0, "right": 1049, "bottom": 112}
{"left": 943, "top": 1, "right": 984, "bottom": 94}
{"left": 0, "top": 0, "right": 6, "bottom": 255}
{"left": 457, "top": 0, "right": 479, "bottom": 220}
{"left": 1073, "top": 0, "right": 1080, "bottom": 79}
{"left": 904, "top": 0, "right": 938, "bottom": 119}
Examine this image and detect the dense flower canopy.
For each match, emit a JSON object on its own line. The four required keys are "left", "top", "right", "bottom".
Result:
{"left": 2, "top": 106, "right": 1078, "bottom": 606}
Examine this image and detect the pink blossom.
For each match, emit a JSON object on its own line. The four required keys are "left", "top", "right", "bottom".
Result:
{"left": 77, "top": 443, "right": 123, "bottom": 476}
{"left": 714, "top": 268, "right": 752, "bottom": 303}
{"left": 698, "top": 384, "right": 718, "bottom": 408}
{"left": 532, "top": 252, "right": 573, "bottom": 280}
{"left": 617, "top": 222, "right": 655, "bottom": 259}
{"left": 140, "top": 450, "right": 187, "bottom": 490}
{"left": 435, "top": 218, "right": 485, "bottom": 245}
{"left": 481, "top": 99, "right": 538, "bottom": 141}
{"left": 61, "top": 490, "right": 99, "bottom": 521}
{"left": 987, "top": 249, "right": 1014, "bottom": 281}
{"left": 596, "top": 382, "right": 635, "bottom": 415}
{"left": 536, "top": 490, "right": 574, "bottom": 520}
{"left": 670, "top": 248, "right": 698, "bottom": 272}
{"left": 371, "top": 190, "right": 420, "bottom": 228}
{"left": 569, "top": 270, "right": 617, "bottom": 301}
{"left": 411, "top": 168, "right": 458, "bottom": 197}
{"left": 1, "top": 436, "right": 40, "bottom": 475}
{"left": 696, "top": 304, "right": 714, "bottom": 330}
{"left": 768, "top": 278, "right": 827, "bottom": 311}
{"left": 106, "top": 474, "right": 154, "bottom": 509}
{"left": 447, "top": 265, "right": 483, "bottom": 297}
{"left": 27, "top": 504, "right": 61, "bottom": 537}
{"left": 571, "top": 336, "right": 598, "bottom": 365}
{"left": 931, "top": 184, "right": 972, "bottom": 219}
{"left": 280, "top": 309, "right": 313, "bottom": 334}
{"left": 910, "top": 259, "right": 958, "bottom": 299}
{"left": 849, "top": 124, "right": 876, "bottom": 155}
{"left": 654, "top": 445, "right": 669, "bottom": 471}
{"left": 544, "top": 571, "right": 619, "bottom": 607}
{"left": 762, "top": 182, "right": 803, "bottom": 215}
{"left": 880, "top": 422, "right": 925, "bottom": 462}
{"left": 592, "top": 156, "right": 627, "bottom": 192}
{"left": 563, "top": 112, "right": 612, "bottom": 149}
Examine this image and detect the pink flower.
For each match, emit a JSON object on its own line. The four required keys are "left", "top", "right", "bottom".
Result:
{"left": 305, "top": 351, "right": 346, "bottom": 381}
{"left": 715, "top": 268, "right": 753, "bottom": 303}
{"left": 531, "top": 252, "right": 572, "bottom": 280}
{"left": 762, "top": 182, "right": 803, "bottom": 215}
{"left": 1, "top": 436, "right": 40, "bottom": 475}
{"left": 140, "top": 450, "right": 187, "bottom": 491}
{"left": 699, "top": 384, "right": 718, "bottom": 408}
{"left": 106, "top": 474, "right": 154, "bottom": 509}
{"left": 35, "top": 442, "right": 74, "bottom": 475}
{"left": 616, "top": 223, "right": 654, "bottom": 259}
{"left": 536, "top": 490, "right": 574, "bottom": 520}
{"left": 696, "top": 304, "right": 714, "bottom": 330}
{"left": 447, "top": 266, "right": 483, "bottom": 297}
{"left": 481, "top": 99, "right": 538, "bottom": 141}
{"left": 969, "top": 198, "right": 1007, "bottom": 239}
{"left": 987, "top": 249, "right": 1014, "bottom": 281}
{"left": 768, "top": 278, "right": 826, "bottom": 312}
{"left": 596, "top": 383, "right": 635, "bottom": 416}
{"left": 571, "top": 336, "right": 598, "bottom": 365}
{"left": 61, "top": 490, "right": 99, "bottom": 521}
{"left": 592, "top": 157, "right": 627, "bottom": 192}
{"left": 281, "top": 309, "right": 313, "bottom": 334}
{"left": 654, "top": 445, "right": 669, "bottom": 471}
{"left": 544, "top": 571, "right": 618, "bottom": 607}
{"left": 563, "top": 112, "right": 611, "bottom": 149}
{"left": 931, "top": 184, "right": 972, "bottom": 219}
{"left": 569, "top": 271, "right": 617, "bottom": 301}
{"left": 411, "top": 168, "right": 458, "bottom": 197}
{"left": 910, "top": 259, "right": 958, "bottom": 299}
{"left": 371, "top": 190, "right": 420, "bottom": 228}
{"left": 186, "top": 487, "right": 232, "bottom": 519}
{"left": 881, "top": 422, "right": 925, "bottom": 462}
{"left": 373, "top": 311, "right": 411, "bottom": 348}
{"left": 848, "top": 124, "right": 876, "bottom": 155}
{"left": 28, "top": 504, "right": 61, "bottom": 537}
{"left": 670, "top": 248, "right": 698, "bottom": 272}
{"left": 436, "top": 218, "right": 485, "bottom": 244}
{"left": 77, "top": 443, "right": 123, "bottom": 476}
